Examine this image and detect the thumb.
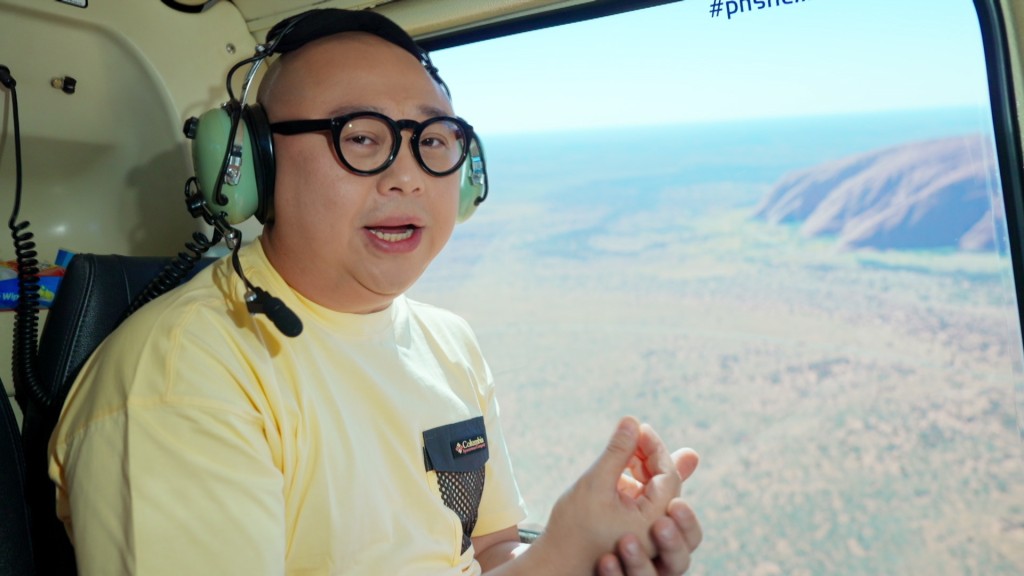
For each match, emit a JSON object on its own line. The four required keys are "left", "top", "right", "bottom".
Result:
{"left": 672, "top": 447, "right": 700, "bottom": 483}
{"left": 590, "top": 416, "right": 641, "bottom": 489}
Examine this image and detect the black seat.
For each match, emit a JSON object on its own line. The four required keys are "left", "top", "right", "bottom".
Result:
{"left": 15, "top": 253, "right": 214, "bottom": 576}
{"left": 1, "top": 382, "right": 34, "bottom": 576}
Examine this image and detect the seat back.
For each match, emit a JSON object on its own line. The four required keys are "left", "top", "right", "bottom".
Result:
{"left": 0, "top": 384, "right": 34, "bottom": 576}
{"left": 19, "top": 253, "right": 215, "bottom": 576}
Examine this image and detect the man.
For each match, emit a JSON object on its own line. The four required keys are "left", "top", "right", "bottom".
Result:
{"left": 49, "top": 9, "right": 701, "bottom": 575}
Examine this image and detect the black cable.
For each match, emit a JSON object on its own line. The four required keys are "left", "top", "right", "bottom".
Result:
{"left": 1, "top": 65, "right": 48, "bottom": 409}
{"left": 224, "top": 54, "right": 262, "bottom": 103}
{"left": 228, "top": 228, "right": 302, "bottom": 338}
{"left": 127, "top": 233, "right": 218, "bottom": 314}
{"left": 127, "top": 177, "right": 222, "bottom": 314}
{"left": 160, "top": 0, "right": 214, "bottom": 14}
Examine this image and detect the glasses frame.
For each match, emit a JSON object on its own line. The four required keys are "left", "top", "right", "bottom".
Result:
{"left": 270, "top": 111, "right": 475, "bottom": 177}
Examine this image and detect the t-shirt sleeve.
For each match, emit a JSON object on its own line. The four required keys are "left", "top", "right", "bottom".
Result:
{"left": 470, "top": 357, "right": 529, "bottom": 537}
{"left": 49, "top": 308, "right": 287, "bottom": 576}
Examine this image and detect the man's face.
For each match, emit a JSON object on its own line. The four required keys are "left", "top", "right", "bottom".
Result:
{"left": 261, "top": 33, "right": 460, "bottom": 313}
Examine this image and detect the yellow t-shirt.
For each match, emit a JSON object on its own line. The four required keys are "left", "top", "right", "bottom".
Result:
{"left": 48, "top": 241, "right": 527, "bottom": 575}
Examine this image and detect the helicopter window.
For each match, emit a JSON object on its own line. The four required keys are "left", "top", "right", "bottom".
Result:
{"left": 411, "top": 0, "right": 1024, "bottom": 573}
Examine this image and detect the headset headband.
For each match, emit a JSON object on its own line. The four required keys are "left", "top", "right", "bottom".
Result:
{"left": 264, "top": 9, "right": 448, "bottom": 95}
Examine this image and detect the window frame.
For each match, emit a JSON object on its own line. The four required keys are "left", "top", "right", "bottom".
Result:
{"left": 976, "top": 0, "right": 1024, "bottom": 340}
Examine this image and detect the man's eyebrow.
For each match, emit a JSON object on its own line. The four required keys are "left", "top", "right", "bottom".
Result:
{"left": 328, "top": 104, "right": 385, "bottom": 116}
{"left": 325, "top": 104, "right": 454, "bottom": 119}
{"left": 419, "top": 105, "right": 453, "bottom": 118}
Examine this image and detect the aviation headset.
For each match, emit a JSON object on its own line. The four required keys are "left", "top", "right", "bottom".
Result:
{"left": 185, "top": 8, "right": 488, "bottom": 227}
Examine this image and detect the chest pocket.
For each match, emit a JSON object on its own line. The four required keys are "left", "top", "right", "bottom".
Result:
{"left": 422, "top": 416, "right": 489, "bottom": 554}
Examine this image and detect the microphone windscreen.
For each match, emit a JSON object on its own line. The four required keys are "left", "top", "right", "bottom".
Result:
{"left": 262, "top": 294, "right": 303, "bottom": 337}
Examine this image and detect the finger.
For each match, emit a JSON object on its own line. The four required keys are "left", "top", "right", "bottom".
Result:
{"left": 628, "top": 454, "right": 651, "bottom": 484}
{"left": 650, "top": 516, "right": 691, "bottom": 576}
{"left": 616, "top": 533, "right": 657, "bottom": 576}
{"left": 591, "top": 417, "right": 641, "bottom": 490}
{"left": 669, "top": 498, "right": 703, "bottom": 552}
{"left": 597, "top": 553, "right": 626, "bottom": 576}
{"left": 631, "top": 425, "right": 682, "bottom": 514}
{"left": 635, "top": 423, "right": 676, "bottom": 479}
{"left": 617, "top": 473, "right": 644, "bottom": 499}
{"left": 634, "top": 469, "right": 684, "bottom": 526}
{"left": 671, "top": 448, "right": 700, "bottom": 483}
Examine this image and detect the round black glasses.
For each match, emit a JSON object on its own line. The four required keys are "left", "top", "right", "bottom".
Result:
{"left": 270, "top": 111, "right": 474, "bottom": 177}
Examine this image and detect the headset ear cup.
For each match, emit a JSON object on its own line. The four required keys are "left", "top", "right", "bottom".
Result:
{"left": 189, "top": 104, "right": 261, "bottom": 224}
{"left": 243, "top": 104, "right": 276, "bottom": 224}
{"left": 457, "top": 135, "right": 487, "bottom": 223}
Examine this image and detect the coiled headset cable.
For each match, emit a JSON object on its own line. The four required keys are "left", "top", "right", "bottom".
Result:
{"left": 131, "top": 177, "right": 302, "bottom": 338}
{"left": 1, "top": 64, "right": 47, "bottom": 410}
{"left": 126, "top": 177, "right": 223, "bottom": 314}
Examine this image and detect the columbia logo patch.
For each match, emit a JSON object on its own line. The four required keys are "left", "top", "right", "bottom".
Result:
{"left": 452, "top": 435, "right": 486, "bottom": 457}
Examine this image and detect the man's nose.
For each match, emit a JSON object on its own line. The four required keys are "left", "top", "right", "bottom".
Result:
{"left": 378, "top": 132, "right": 425, "bottom": 194}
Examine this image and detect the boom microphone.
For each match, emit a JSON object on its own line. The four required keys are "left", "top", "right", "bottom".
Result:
{"left": 246, "top": 287, "right": 303, "bottom": 338}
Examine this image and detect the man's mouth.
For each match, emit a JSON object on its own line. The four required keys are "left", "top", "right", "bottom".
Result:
{"left": 367, "top": 225, "right": 417, "bottom": 242}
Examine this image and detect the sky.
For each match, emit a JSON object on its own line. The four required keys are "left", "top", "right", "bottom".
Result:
{"left": 428, "top": 0, "right": 991, "bottom": 135}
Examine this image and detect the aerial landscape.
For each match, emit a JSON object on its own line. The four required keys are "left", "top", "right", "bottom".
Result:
{"left": 411, "top": 117, "right": 1024, "bottom": 574}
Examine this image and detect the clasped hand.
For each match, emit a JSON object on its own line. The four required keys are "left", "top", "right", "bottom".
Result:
{"left": 540, "top": 417, "right": 702, "bottom": 575}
